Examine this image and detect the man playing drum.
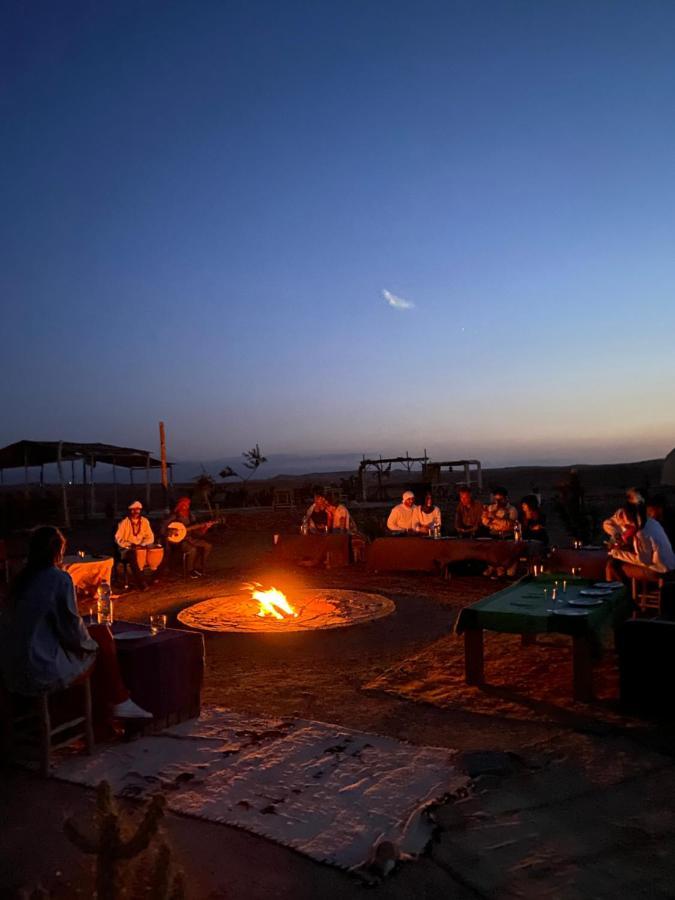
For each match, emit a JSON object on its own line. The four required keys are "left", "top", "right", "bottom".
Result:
{"left": 114, "top": 500, "right": 155, "bottom": 591}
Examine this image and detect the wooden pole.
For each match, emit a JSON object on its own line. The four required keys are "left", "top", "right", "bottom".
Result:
{"left": 112, "top": 460, "right": 118, "bottom": 518}
{"left": 82, "top": 457, "right": 87, "bottom": 518}
{"left": 159, "top": 421, "right": 168, "bottom": 507}
{"left": 159, "top": 422, "right": 168, "bottom": 489}
{"left": 23, "top": 445, "right": 29, "bottom": 500}
{"left": 90, "top": 455, "right": 95, "bottom": 517}
{"left": 145, "top": 453, "right": 151, "bottom": 509}
{"left": 57, "top": 441, "right": 70, "bottom": 529}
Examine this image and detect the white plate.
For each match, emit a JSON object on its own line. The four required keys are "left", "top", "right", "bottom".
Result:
{"left": 113, "top": 630, "right": 149, "bottom": 641}
{"left": 552, "top": 607, "right": 590, "bottom": 616}
{"left": 579, "top": 588, "right": 613, "bottom": 597}
{"left": 568, "top": 599, "right": 603, "bottom": 608}
{"left": 593, "top": 581, "right": 622, "bottom": 590}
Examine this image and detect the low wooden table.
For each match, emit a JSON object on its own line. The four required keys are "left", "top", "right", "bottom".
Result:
{"left": 112, "top": 620, "right": 204, "bottom": 728}
{"left": 455, "top": 575, "right": 630, "bottom": 702}
{"left": 271, "top": 534, "right": 352, "bottom": 567}
{"left": 547, "top": 547, "right": 608, "bottom": 581}
{"left": 367, "top": 536, "right": 543, "bottom": 574}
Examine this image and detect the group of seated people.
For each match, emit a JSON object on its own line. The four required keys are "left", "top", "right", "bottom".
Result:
{"left": 604, "top": 489, "right": 675, "bottom": 582}
{"left": 302, "top": 494, "right": 358, "bottom": 534}
{"left": 386, "top": 486, "right": 549, "bottom": 542}
{"left": 114, "top": 496, "right": 213, "bottom": 589}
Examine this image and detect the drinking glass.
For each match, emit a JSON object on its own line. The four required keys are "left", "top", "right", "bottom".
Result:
{"left": 150, "top": 613, "right": 167, "bottom": 635}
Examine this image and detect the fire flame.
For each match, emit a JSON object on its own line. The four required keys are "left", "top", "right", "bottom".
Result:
{"left": 247, "top": 583, "right": 298, "bottom": 620}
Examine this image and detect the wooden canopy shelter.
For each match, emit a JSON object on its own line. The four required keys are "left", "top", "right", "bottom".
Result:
{"left": 0, "top": 440, "right": 169, "bottom": 527}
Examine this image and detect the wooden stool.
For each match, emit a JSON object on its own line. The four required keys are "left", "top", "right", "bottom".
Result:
{"left": 3, "top": 673, "right": 95, "bottom": 777}
{"left": 631, "top": 576, "right": 663, "bottom": 616}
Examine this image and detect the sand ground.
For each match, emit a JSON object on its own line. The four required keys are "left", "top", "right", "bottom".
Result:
{"left": 3, "top": 529, "right": 675, "bottom": 899}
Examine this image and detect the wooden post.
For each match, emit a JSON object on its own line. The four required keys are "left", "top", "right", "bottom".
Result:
{"left": 572, "top": 634, "right": 594, "bottom": 702}
{"left": 112, "top": 460, "right": 118, "bottom": 518}
{"left": 82, "top": 457, "right": 87, "bottom": 518}
{"left": 56, "top": 441, "right": 70, "bottom": 528}
{"left": 159, "top": 421, "right": 168, "bottom": 507}
{"left": 23, "top": 445, "right": 29, "bottom": 500}
{"left": 476, "top": 462, "right": 483, "bottom": 492}
{"left": 464, "top": 628, "right": 485, "bottom": 685}
{"left": 89, "top": 455, "right": 95, "bottom": 517}
{"left": 145, "top": 453, "right": 151, "bottom": 510}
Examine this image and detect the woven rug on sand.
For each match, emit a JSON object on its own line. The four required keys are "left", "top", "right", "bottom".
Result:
{"left": 364, "top": 633, "right": 640, "bottom": 727}
{"left": 55, "top": 707, "right": 469, "bottom": 872}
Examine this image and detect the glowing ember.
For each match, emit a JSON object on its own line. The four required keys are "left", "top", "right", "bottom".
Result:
{"left": 249, "top": 584, "right": 298, "bottom": 620}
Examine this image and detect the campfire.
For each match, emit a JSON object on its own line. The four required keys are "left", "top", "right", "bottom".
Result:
{"left": 249, "top": 584, "right": 298, "bottom": 621}
{"left": 178, "top": 584, "right": 395, "bottom": 633}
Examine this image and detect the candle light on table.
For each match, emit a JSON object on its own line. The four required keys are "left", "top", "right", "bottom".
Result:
{"left": 563, "top": 579, "right": 568, "bottom": 593}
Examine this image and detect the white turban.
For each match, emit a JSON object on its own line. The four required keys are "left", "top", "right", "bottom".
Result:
{"left": 402, "top": 491, "right": 415, "bottom": 501}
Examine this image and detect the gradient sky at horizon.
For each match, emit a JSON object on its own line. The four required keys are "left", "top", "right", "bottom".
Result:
{"left": 2, "top": 0, "right": 675, "bottom": 469}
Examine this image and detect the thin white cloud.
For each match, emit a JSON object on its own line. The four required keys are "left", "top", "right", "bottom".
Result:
{"left": 383, "top": 288, "right": 415, "bottom": 311}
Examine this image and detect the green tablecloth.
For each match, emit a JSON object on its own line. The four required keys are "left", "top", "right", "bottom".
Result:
{"left": 455, "top": 574, "right": 630, "bottom": 638}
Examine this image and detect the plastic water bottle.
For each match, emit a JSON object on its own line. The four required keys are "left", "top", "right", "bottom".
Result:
{"left": 96, "top": 581, "right": 113, "bottom": 624}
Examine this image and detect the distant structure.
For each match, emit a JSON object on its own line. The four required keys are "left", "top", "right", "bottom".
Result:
{"left": 357, "top": 452, "right": 482, "bottom": 501}
{"left": 662, "top": 448, "right": 675, "bottom": 485}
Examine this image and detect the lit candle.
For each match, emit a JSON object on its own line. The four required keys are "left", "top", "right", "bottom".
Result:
{"left": 563, "top": 579, "right": 567, "bottom": 593}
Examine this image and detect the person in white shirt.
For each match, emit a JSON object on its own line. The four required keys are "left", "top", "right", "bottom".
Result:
{"left": 412, "top": 492, "right": 442, "bottom": 535}
{"left": 481, "top": 486, "right": 518, "bottom": 538}
{"left": 387, "top": 491, "right": 417, "bottom": 534}
{"left": 607, "top": 503, "right": 675, "bottom": 581}
{"left": 115, "top": 500, "right": 154, "bottom": 591}
{"left": 603, "top": 488, "right": 644, "bottom": 541}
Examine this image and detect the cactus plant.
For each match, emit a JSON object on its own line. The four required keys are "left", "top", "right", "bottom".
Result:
{"left": 64, "top": 781, "right": 166, "bottom": 900}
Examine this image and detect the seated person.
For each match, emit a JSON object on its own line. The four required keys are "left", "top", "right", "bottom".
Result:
{"left": 520, "top": 494, "right": 549, "bottom": 545}
{"left": 114, "top": 500, "right": 154, "bottom": 591}
{"left": 0, "top": 527, "right": 150, "bottom": 740}
{"left": 163, "top": 496, "right": 213, "bottom": 579}
{"left": 481, "top": 486, "right": 518, "bottom": 538}
{"left": 387, "top": 491, "right": 417, "bottom": 534}
{"left": 412, "top": 492, "right": 442, "bottom": 534}
{"left": 603, "top": 487, "right": 644, "bottom": 542}
{"left": 328, "top": 501, "right": 357, "bottom": 534}
{"left": 606, "top": 501, "right": 675, "bottom": 583}
{"left": 302, "top": 494, "right": 332, "bottom": 533}
{"left": 454, "top": 488, "right": 484, "bottom": 536}
{"left": 646, "top": 494, "right": 675, "bottom": 546}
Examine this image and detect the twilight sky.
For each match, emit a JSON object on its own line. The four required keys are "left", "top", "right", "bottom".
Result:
{"left": 2, "top": 0, "right": 675, "bottom": 470}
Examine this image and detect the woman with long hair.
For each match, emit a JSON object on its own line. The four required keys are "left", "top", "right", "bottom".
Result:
{"left": 1, "top": 526, "right": 150, "bottom": 734}
{"left": 519, "top": 494, "right": 549, "bottom": 545}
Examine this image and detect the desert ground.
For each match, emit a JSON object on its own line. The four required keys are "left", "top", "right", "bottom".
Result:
{"left": 3, "top": 461, "right": 675, "bottom": 898}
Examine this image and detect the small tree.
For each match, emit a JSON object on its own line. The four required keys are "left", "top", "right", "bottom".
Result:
{"left": 242, "top": 444, "right": 267, "bottom": 482}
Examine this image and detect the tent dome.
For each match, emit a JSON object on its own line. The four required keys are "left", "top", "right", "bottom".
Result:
{"left": 662, "top": 448, "right": 675, "bottom": 485}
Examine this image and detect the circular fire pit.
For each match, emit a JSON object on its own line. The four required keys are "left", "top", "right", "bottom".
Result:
{"left": 177, "top": 588, "right": 395, "bottom": 633}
